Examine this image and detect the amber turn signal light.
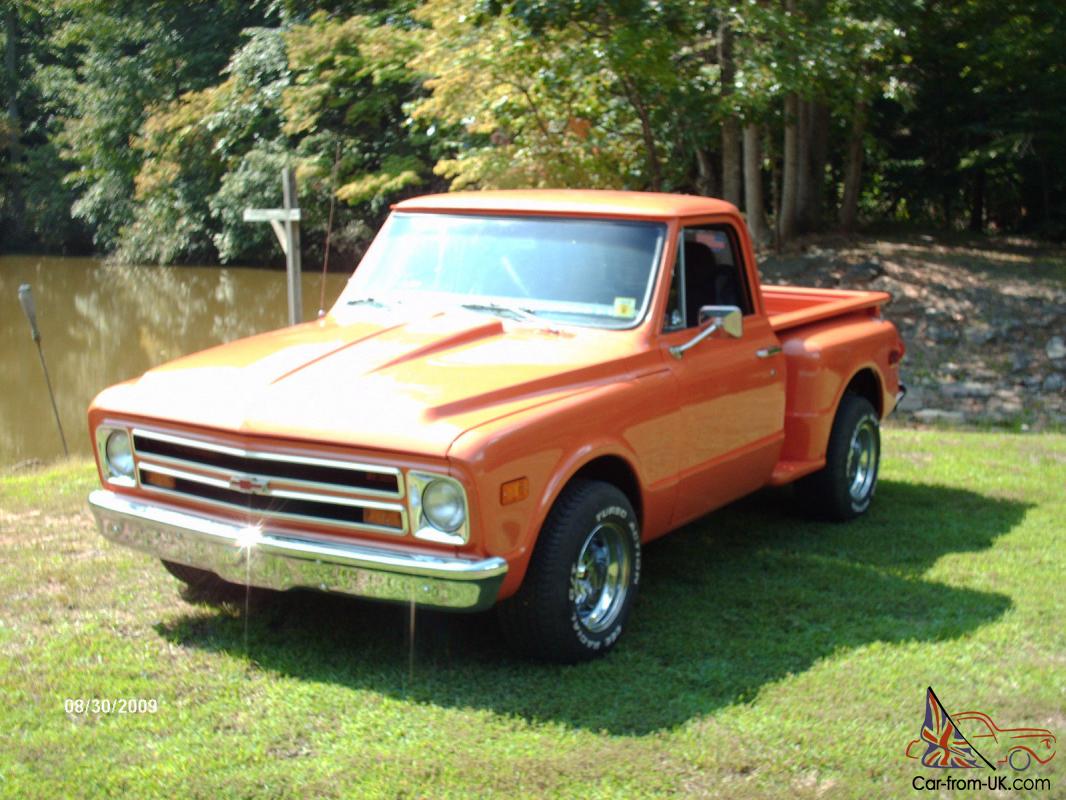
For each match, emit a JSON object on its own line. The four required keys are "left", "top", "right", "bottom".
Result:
{"left": 143, "top": 471, "right": 176, "bottom": 490}
{"left": 500, "top": 477, "right": 529, "bottom": 506}
{"left": 363, "top": 508, "right": 403, "bottom": 529}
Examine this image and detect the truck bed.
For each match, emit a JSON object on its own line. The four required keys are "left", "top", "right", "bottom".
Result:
{"left": 762, "top": 285, "right": 892, "bottom": 333}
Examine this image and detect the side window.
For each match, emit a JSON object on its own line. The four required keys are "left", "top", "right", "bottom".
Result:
{"left": 683, "top": 226, "right": 753, "bottom": 325}
{"left": 663, "top": 253, "right": 685, "bottom": 331}
{"left": 663, "top": 225, "right": 753, "bottom": 331}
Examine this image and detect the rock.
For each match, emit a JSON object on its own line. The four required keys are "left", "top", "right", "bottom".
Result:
{"left": 870, "top": 275, "right": 909, "bottom": 298}
{"left": 1023, "top": 376, "right": 1043, "bottom": 390}
{"left": 914, "top": 409, "right": 966, "bottom": 424}
{"left": 1046, "top": 336, "right": 1065, "bottom": 360}
{"left": 939, "top": 362, "right": 963, "bottom": 376}
{"left": 1043, "top": 373, "right": 1065, "bottom": 393}
{"left": 844, "top": 259, "right": 883, "bottom": 283}
{"left": 986, "top": 397, "right": 1023, "bottom": 417}
{"left": 927, "top": 324, "right": 959, "bottom": 344}
{"left": 1011, "top": 351, "right": 1031, "bottom": 372}
{"left": 964, "top": 325, "right": 996, "bottom": 346}
{"left": 898, "top": 387, "right": 925, "bottom": 412}
{"left": 940, "top": 381, "right": 995, "bottom": 399}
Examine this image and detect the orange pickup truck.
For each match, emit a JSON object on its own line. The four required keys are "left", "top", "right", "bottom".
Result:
{"left": 88, "top": 190, "right": 905, "bottom": 662}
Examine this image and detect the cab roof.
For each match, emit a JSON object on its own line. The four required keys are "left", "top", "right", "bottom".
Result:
{"left": 393, "top": 190, "right": 738, "bottom": 220}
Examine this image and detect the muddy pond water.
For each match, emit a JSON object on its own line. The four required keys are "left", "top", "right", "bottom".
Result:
{"left": 1, "top": 255, "right": 348, "bottom": 465}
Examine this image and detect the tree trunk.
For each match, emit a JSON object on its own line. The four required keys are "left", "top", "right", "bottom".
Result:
{"left": 795, "top": 98, "right": 813, "bottom": 230}
{"left": 743, "top": 123, "right": 770, "bottom": 247}
{"left": 718, "top": 20, "right": 742, "bottom": 206}
{"left": 695, "top": 148, "right": 715, "bottom": 197}
{"left": 807, "top": 102, "right": 830, "bottom": 223}
{"left": 968, "top": 168, "right": 985, "bottom": 232}
{"left": 839, "top": 101, "right": 867, "bottom": 232}
{"left": 4, "top": 5, "right": 22, "bottom": 241}
{"left": 622, "top": 77, "right": 662, "bottom": 192}
{"left": 722, "top": 121, "right": 741, "bottom": 206}
{"left": 778, "top": 93, "right": 800, "bottom": 242}
{"left": 4, "top": 5, "right": 16, "bottom": 129}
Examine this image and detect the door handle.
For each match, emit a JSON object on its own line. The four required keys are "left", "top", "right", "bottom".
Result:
{"left": 756, "top": 346, "right": 782, "bottom": 359}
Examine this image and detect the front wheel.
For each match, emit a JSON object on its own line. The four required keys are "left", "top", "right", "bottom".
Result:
{"left": 797, "top": 394, "right": 881, "bottom": 521}
{"left": 498, "top": 480, "right": 641, "bottom": 663}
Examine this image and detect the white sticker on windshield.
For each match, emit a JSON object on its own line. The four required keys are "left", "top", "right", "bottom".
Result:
{"left": 613, "top": 297, "right": 637, "bottom": 317}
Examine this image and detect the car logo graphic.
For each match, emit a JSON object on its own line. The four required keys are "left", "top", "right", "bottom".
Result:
{"left": 905, "top": 687, "right": 1057, "bottom": 771}
{"left": 229, "top": 475, "right": 269, "bottom": 495}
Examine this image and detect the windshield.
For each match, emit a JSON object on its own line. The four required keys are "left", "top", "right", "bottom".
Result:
{"left": 334, "top": 212, "right": 667, "bottom": 329}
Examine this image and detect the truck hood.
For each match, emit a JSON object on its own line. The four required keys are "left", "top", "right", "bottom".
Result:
{"left": 92, "top": 307, "right": 650, "bottom": 457}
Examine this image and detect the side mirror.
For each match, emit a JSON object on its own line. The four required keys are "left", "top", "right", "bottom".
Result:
{"left": 697, "top": 305, "right": 743, "bottom": 339}
{"left": 669, "top": 305, "right": 743, "bottom": 359}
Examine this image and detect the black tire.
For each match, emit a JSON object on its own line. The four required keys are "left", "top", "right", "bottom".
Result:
{"left": 160, "top": 559, "right": 234, "bottom": 596}
{"left": 796, "top": 394, "right": 881, "bottom": 521}
{"left": 498, "top": 480, "right": 641, "bottom": 663}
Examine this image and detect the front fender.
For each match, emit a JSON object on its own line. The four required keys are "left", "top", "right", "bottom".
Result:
{"left": 448, "top": 370, "right": 678, "bottom": 599}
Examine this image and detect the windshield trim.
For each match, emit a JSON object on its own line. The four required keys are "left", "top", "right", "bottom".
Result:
{"left": 335, "top": 212, "right": 668, "bottom": 332}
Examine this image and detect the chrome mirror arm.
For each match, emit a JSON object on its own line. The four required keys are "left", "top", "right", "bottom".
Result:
{"left": 669, "top": 321, "right": 722, "bottom": 359}
{"left": 668, "top": 305, "right": 743, "bottom": 359}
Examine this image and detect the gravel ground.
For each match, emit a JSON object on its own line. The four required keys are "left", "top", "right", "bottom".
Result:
{"left": 759, "top": 232, "right": 1066, "bottom": 430}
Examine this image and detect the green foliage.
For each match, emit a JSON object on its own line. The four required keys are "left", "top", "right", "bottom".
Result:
{"left": 114, "top": 27, "right": 292, "bottom": 264}
{"left": 49, "top": 0, "right": 266, "bottom": 252}
{"left": 283, "top": 11, "right": 432, "bottom": 213}
{"left": 3, "top": 0, "right": 1066, "bottom": 259}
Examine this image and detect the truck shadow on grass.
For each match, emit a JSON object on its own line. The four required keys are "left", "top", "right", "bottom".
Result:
{"left": 156, "top": 479, "right": 1023, "bottom": 735}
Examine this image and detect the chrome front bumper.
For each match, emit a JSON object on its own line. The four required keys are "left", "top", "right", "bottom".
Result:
{"left": 88, "top": 490, "right": 507, "bottom": 611}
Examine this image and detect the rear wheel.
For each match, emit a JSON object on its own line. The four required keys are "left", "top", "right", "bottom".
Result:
{"left": 797, "top": 394, "right": 881, "bottom": 521}
{"left": 498, "top": 480, "right": 641, "bottom": 663}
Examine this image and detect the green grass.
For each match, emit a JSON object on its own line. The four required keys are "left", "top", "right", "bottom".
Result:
{"left": 1, "top": 430, "right": 1063, "bottom": 798}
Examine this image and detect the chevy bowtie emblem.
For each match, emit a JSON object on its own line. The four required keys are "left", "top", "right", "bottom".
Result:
{"left": 229, "top": 475, "right": 269, "bottom": 494}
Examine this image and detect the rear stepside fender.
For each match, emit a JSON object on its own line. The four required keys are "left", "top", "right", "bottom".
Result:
{"left": 778, "top": 313, "right": 902, "bottom": 466}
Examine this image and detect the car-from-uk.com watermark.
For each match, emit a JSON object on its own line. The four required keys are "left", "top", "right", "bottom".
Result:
{"left": 906, "top": 687, "right": 1055, "bottom": 792}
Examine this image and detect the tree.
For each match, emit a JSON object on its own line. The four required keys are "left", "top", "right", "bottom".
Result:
{"left": 52, "top": 0, "right": 265, "bottom": 250}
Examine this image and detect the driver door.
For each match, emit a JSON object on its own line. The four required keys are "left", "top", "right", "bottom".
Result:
{"left": 660, "top": 223, "right": 785, "bottom": 526}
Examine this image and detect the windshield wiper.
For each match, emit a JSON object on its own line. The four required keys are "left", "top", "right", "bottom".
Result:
{"left": 460, "top": 302, "right": 561, "bottom": 333}
{"left": 346, "top": 296, "right": 391, "bottom": 308}
{"left": 460, "top": 302, "right": 539, "bottom": 323}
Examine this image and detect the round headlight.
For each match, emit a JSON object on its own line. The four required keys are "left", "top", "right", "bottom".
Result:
{"left": 105, "top": 430, "right": 134, "bottom": 478}
{"left": 421, "top": 479, "right": 465, "bottom": 532}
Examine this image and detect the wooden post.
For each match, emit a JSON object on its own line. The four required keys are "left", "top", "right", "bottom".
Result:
{"left": 281, "top": 168, "right": 302, "bottom": 325}
{"left": 243, "top": 168, "right": 303, "bottom": 325}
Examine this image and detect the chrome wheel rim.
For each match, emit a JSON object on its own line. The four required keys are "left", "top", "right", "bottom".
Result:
{"left": 846, "top": 418, "right": 879, "bottom": 502}
{"left": 570, "top": 523, "right": 631, "bottom": 633}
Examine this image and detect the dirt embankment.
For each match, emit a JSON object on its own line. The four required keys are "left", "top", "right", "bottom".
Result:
{"left": 759, "top": 233, "right": 1066, "bottom": 429}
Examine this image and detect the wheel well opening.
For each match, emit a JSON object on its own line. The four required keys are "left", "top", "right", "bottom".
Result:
{"left": 571, "top": 456, "right": 643, "bottom": 528}
{"left": 844, "top": 368, "right": 883, "bottom": 417}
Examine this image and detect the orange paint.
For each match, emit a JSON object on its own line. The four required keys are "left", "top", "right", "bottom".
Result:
{"left": 88, "top": 190, "right": 904, "bottom": 604}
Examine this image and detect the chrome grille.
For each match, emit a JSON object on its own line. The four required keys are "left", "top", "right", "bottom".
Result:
{"left": 131, "top": 429, "right": 407, "bottom": 535}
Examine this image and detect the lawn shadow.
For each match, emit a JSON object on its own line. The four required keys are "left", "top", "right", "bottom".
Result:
{"left": 156, "top": 480, "right": 1023, "bottom": 735}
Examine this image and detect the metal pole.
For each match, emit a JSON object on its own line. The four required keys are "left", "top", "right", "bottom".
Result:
{"left": 281, "top": 167, "right": 302, "bottom": 325}
{"left": 17, "top": 284, "right": 69, "bottom": 456}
